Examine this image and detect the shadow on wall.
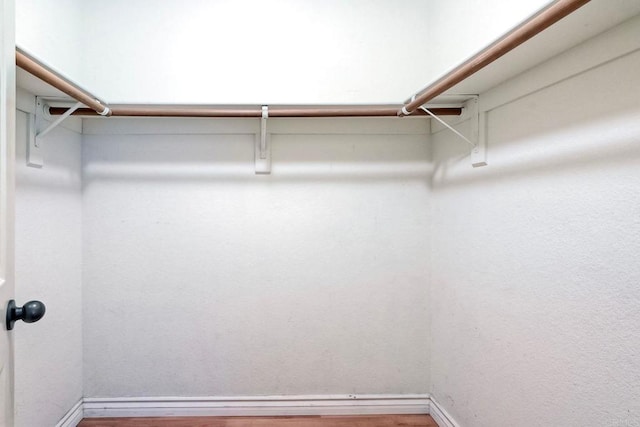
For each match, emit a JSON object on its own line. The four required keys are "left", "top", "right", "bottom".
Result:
{"left": 431, "top": 108, "right": 640, "bottom": 190}
{"left": 82, "top": 132, "right": 434, "bottom": 186}
{"left": 15, "top": 112, "right": 82, "bottom": 193}
{"left": 430, "top": 49, "right": 640, "bottom": 190}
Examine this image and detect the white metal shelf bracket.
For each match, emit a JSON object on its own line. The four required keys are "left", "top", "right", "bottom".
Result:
{"left": 421, "top": 96, "right": 487, "bottom": 168}
{"left": 465, "top": 97, "right": 487, "bottom": 168}
{"left": 27, "top": 97, "right": 83, "bottom": 168}
{"left": 255, "top": 105, "right": 271, "bottom": 174}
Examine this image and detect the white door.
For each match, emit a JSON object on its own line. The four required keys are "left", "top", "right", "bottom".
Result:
{"left": 0, "top": 0, "right": 16, "bottom": 426}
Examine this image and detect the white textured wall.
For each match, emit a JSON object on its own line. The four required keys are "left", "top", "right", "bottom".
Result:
{"left": 429, "top": 19, "right": 640, "bottom": 427}
{"left": 14, "top": 109, "right": 83, "bottom": 426}
{"left": 424, "top": 0, "right": 552, "bottom": 84}
{"left": 76, "top": 0, "right": 557, "bottom": 104}
{"left": 82, "top": 119, "right": 431, "bottom": 397}
{"left": 78, "top": 0, "right": 433, "bottom": 104}
{"left": 15, "top": 0, "right": 558, "bottom": 104}
{"left": 15, "top": 0, "right": 85, "bottom": 85}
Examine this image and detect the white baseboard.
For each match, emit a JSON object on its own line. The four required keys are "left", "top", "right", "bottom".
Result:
{"left": 82, "top": 394, "right": 430, "bottom": 418}
{"left": 429, "top": 397, "right": 460, "bottom": 427}
{"left": 57, "top": 395, "right": 463, "bottom": 426}
{"left": 55, "top": 399, "right": 84, "bottom": 427}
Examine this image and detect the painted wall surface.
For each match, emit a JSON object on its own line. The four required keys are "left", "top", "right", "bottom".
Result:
{"left": 15, "top": 0, "right": 85, "bottom": 86}
{"left": 424, "top": 0, "right": 552, "bottom": 85}
{"left": 14, "top": 110, "right": 83, "bottom": 426}
{"left": 77, "top": 0, "right": 433, "bottom": 104}
{"left": 76, "top": 0, "right": 558, "bottom": 104}
{"left": 15, "top": 0, "right": 558, "bottom": 104}
{"left": 81, "top": 119, "right": 431, "bottom": 397}
{"left": 429, "top": 19, "right": 640, "bottom": 427}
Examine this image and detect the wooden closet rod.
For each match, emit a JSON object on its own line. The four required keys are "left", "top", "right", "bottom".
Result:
{"left": 15, "top": 48, "right": 112, "bottom": 116}
{"left": 398, "top": 0, "right": 590, "bottom": 116}
{"left": 17, "top": 42, "right": 460, "bottom": 119}
{"left": 48, "top": 106, "right": 462, "bottom": 118}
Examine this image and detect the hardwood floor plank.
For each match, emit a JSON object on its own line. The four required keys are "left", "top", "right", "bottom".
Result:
{"left": 78, "top": 414, "right": 438, "bottom": 427}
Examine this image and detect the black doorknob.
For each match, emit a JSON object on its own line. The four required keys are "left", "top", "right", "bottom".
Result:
{"left": 6, "top": 300, "right": 46, "bottom": 330}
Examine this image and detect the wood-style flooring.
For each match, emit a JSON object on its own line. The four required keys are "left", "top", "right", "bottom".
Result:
{"left": 78, "top": 415, "right": 438, "bottom": 427}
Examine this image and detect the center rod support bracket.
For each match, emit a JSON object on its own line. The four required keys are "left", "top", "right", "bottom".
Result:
{"left": 255, "top": 105, "right": 271, "bottom": 174}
